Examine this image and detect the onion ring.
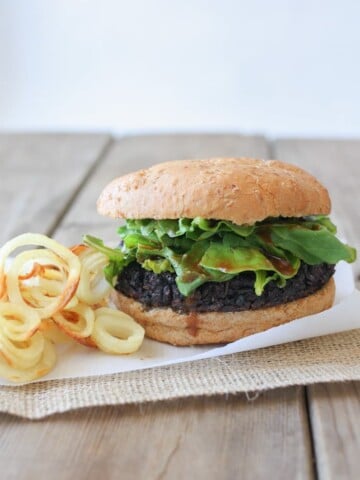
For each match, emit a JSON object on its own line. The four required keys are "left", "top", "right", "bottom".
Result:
{"left": 92, "top": 307, "right": 144, "bottom": 354}
{"left": 71, "top": 245, "right": 111, "bottom": 305}
{"left": 53, "top": 302, "right": 96, "bottom": 347}
{"left": 0, "top": 234, "right": 81, "bottom": 318}
{"left": 0, "top": 331, "right": 45, "bottom": 370}
{"left": 0, "top": 337, "right": 56, "bottom": 383}
{"left": 0, "top": 302, "right": 40, "bottom": 342}
{"left": 39, "top": 319, "right": 74, "bottom": 344}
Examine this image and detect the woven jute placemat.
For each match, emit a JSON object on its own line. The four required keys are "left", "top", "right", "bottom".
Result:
{"left": 1, "top": 328, "right": 360, "bottom": 419}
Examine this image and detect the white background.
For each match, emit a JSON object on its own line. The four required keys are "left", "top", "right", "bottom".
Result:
{"left": 0, "top": 0, "right": 359, "bottom": 137}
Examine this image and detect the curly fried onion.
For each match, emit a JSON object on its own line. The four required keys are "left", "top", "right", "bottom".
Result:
{"left": 92, "top": 307, "right": 145, "bottom": 354}
{"left": 71, "top": 245, "right": 111, "bottom": 305}
{"left": 39, "top": 319, "right": 75, "bottom": 344}
{"left": 53, "top": 302, "right": 96, "bottom": 347}
{"left": 0, "top": 336, "right": 56, "bottom": 383}
{"left": 0, "top": 234, "right": 145, "bottom": 382}
{"left": 0, "top": 302, "right": 40, "bottom": 342}
{"left": 0, "top": 330, "right": 46, "bottom": 370}
{"left": 0, "top": 234, "right": 81, "bottom": 319}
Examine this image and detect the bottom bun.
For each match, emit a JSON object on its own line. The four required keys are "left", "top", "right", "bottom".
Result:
{"left": 112, "top": 278, "right": 335, "bottom": 346}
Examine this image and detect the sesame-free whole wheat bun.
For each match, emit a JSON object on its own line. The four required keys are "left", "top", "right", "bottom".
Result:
{"left": 97, "top": 157, "right": 331, "bottom": 223}
{"left": 95, "top": 157, "right": 339, "bottom": 346}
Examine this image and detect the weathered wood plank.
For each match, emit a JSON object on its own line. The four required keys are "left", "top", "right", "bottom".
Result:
{"left": 0, "top": 133, "right": 111, "bottom": 244}
{"left": 49, "top": 134, "right": 313, "bottom": 479}
{"left": 0, "top": 389, "right": 313, "bottom": 480}
{"left": 308, "top": 383, "right": 360, "bottom": 480}
{"left": 274, "top": 139, "right": 360, "bottom": 479}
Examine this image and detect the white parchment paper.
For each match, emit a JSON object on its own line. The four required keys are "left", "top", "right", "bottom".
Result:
{"left": 2, "top": 261, "right": 357, "bottom": 385}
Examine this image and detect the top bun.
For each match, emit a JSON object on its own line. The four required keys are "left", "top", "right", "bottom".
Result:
{"left": 97, "top": 157, "right": 331, "bottom": 225}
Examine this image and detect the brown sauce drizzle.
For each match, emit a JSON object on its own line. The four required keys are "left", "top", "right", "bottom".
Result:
{"left": 258, "top": 228, "right": 273, "bottom": 245}
{"left": 266, "top": 254, "right": 296, "bottom": 276}
{"left": 181, "top": 272, "right": 199, "bottom": 283}
{"left": 186, "top": 312, "right": 199, "bottom": 337}
{"left": 258, "top": 227, "right": 295, "bottom": 276}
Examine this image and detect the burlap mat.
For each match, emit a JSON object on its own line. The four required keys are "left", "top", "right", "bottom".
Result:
{"left": 1, "top": 328, "right": 360, "bottom": 419}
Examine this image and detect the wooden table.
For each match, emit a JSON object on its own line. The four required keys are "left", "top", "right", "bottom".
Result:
{"left": 0, "top": 133, "right": 359, "bottom": 480}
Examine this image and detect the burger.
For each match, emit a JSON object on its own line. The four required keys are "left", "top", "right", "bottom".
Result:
{"left": 84, "top": 157, "right": 356, "bottom": 345}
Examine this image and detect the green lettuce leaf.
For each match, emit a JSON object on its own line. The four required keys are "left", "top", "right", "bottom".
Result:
{"left": 269, "top": 225, "right": 356, "bottom": 264}
{"left": 84, "top": 216, "right": 356, "bottom": 297}
{"left": 199, "top": 243, "right": 300, "bottom": 277}
{"left": 142, "top": 258, "right": 174, "bottom": 274}
{"left": 254, "top": 271, "right": 281, "bottom": 296}
{"left": 83, "top": 235, "right": 129, "bottom": 285}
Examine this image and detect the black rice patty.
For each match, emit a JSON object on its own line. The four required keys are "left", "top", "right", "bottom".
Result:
{"left": 115, "top": 262, "right": 335, "bottom": 314}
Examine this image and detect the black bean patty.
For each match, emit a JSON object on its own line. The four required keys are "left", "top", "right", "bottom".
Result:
{"left": 115, "top": 262, "right": 335, "bottom": 313}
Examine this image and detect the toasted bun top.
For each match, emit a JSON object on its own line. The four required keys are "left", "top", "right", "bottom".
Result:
{"left": 97, "top": 157, "right": 331, "bottom": 224}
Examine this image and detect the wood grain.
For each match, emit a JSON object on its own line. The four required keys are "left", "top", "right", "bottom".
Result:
{"left": 274, "top": 139, "right": 360, "bottom": 479}
{"left": 308, "top": 383, "right": 360, "bottom": 480}
{"left": 0, "top": 389, "right": 313, "bottom": 480}
{"left": 0, "top": 133, "right": 111, "bottom": 244}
